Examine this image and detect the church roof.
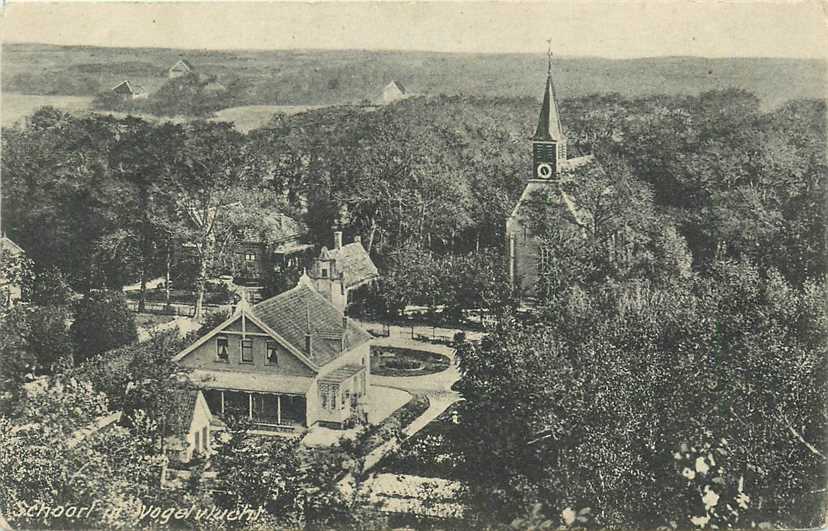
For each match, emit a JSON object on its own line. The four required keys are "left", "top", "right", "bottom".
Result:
{"left": 509, "top": 157, "right": 602, "bottom": 229}
{"left": 252, "top": 283, "right": 372, "bottom": 366}
{"left": 532, "top": 73, "right": 565, "bottom": 142}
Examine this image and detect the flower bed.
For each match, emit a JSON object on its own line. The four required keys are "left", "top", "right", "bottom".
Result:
{"left": 371, "top": 346, "right": 450, "bottom": 377}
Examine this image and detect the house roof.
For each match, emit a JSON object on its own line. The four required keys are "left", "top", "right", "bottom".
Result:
{"left": 190, "top": 369, "right": 313, "bottom": 395}
{"left": 532, "top": 72, "right": 565, "bottom": 142}
{"left": 236, "top": 209, "right": 305, "bottom": 245}
{"left": 166, "top": 388, "right": 199, "bottom": 437}
{"left": 111, "top": 80, "right": 135, "bottom": 94}
{"left": 319, "top": 364, "right": 364, "bottom": 385}
{"left": 170, "top": 59, "right": 194, "bottom": 72}
{"left": 385, "top": 80, "right": 407, "bottom": 94}
{"left": 253, "top": 283, "right": 372, "bottom": 366}
{"left": 0, "top": 236, "right": 24, "bottom": 256}
{"left": 319, "top": 242, "right": 379, "bottom": 289}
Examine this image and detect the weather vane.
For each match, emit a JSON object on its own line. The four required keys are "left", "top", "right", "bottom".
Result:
{"left": 546, "top": 38, "right": 553, "bottom": 75}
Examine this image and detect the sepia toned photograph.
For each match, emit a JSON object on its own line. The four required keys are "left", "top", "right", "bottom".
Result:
{"left": 0, "top": 1, "right": 826, "bottom": 529}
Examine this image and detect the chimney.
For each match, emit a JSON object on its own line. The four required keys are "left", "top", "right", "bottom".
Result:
{"left": 341, "top": 316, "right": 348, "bottom": 352}
{"left": 334, "top": 231, "right": 343, "bottom": 250}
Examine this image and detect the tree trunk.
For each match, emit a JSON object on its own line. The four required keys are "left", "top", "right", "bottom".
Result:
{"left": 164, "top": 241, "right": 172, "bottom": 310}
{"left": 138, "top": 268, "right": 147, "bottom": 313}
{"left": 367, "top": 217, "right": 377, "bottom": 254}
{"left": 137, "top": 200, "right": 151, "bottom": 313}
{"left": 194, "top": 241, "right": 209, "bottom": 319}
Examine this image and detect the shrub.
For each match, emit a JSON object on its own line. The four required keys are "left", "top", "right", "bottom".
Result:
{"left": 384, "top": 358, "right": 422, "bottom": 371}
{"left": 196, "top": 309, "right": 231, "bottom": 338}
{"left": 70, "top": 290, "right": 138, "bottom": 361}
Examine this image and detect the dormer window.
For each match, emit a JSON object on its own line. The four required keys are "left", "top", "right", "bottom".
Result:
{"left": 241, "top": 339, "right": 253, "bottom": 363}
{"left": 266, "top": 341, "right": 278, "bottom": 365}
{"left": 216, "top": 335, "right": 229, "bottom": 361}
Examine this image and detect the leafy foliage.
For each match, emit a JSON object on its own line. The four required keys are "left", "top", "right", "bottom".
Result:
{"left": 70, "top": 290, "right": 138, "bottom": 361}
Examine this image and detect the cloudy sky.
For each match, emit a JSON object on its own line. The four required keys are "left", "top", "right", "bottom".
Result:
{"left": 3, "top": 1, "right": 826, "bottom": 58}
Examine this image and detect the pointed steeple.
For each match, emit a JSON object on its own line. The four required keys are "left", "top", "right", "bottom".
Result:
{"left": 532, "top": 45, "right": 564, "bottom": 142}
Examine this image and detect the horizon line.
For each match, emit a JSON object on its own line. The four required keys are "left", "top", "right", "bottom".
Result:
{"left": 4, "top": 40, "right": 825, "bottom": 62}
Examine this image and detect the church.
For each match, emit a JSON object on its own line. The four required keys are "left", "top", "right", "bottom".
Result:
{"left": 506, "top": 58, "right": 597, "bottom": 304}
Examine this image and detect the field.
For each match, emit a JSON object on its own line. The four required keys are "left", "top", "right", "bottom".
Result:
{"left": 2, "top": 93, "right": 94, "bottom": 127}
{"left": 3, "top": 43, "right": 825, "bottom": 112}
{"left": 2, "top": 92, "right": 325, "bottom": 132}
{"left": 211, "top": 104, "right": 323, "bottom": 132}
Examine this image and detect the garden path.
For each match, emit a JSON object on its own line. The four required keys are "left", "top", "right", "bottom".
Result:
{"left": 136, "top": 316, "right": 201, "bottom": 342}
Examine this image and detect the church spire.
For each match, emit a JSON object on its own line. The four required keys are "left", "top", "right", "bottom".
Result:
{"left": 533, "top": 42, "right": 564, "bottom": 142}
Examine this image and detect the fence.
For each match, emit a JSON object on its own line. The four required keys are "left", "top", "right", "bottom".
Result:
{"left": 126, "top": 300, "right": 230, "bottom": 317}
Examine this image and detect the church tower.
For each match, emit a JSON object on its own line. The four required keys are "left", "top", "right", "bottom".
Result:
{"left": 506, "top": 48, "right": 592, "bottom": 304}
{"left": 531, "top": 50, "right": 567, "bottom": 179}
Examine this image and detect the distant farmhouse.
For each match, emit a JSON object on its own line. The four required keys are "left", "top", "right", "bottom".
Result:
{"left": 307, "top": 230, "right": 379, "bottom": 315}
{"left": 111, "top": 80, "right": 147, "bottom": 100}
{"left": 173, "top": 280, "right": 373, "bottom": 433}
{"left": 382, "top": 80, "right": 408, "bottom": 104}
{"left": 0, "top": 235, "right": 27, "bottom": 307}
{"left": 168, "top": 58, "right": 195, "bottom": 79}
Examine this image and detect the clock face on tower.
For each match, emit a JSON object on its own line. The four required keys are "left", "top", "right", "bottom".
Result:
{"left": 536, "top": 162, "right": 553, "bottom": 179}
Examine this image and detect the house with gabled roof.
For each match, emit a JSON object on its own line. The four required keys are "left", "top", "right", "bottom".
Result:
{"left": 307, "top": 230, "right": 379, "bottom": 314}
{"left": 111, "top": 80, "right": 147, "bottom": 100}
{"left": 383, "top": 80, "right": 408, "bottom": 104}
{"left": 173, "top": 277, "right": 372, "bottom": 432}
{"left": 164, "top": 388, "right": 213, "bottom": 463}
{"left": 168, "top": 58, "right": 195, "bottom": 78}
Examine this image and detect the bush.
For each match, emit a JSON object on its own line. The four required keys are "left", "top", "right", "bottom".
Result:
{"left": 27, "top": 306, "right": 74, "bottom": 373}
{"left": 384, "top": 358, "right": 422, "bottom": 370}
{"left": 30, "top": 266, "right": 75, "bottom": 307}
{"left": 196, "top": 309, "right": 231, "bottom": 338}
{"left": 70, "top": 290, "right": 138, "bottom": 361}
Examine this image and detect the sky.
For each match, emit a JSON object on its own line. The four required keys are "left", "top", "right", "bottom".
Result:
{"left": 2, "top": 1, "right": 826, "bottom": 59}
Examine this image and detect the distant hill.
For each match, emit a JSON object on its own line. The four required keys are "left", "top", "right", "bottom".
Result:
{"left": 2, "top": 43, "right": 824, "bottom": 110}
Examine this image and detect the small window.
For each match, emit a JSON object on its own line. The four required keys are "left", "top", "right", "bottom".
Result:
{"left": 241, "top": 339, "right": 253, "bottom": 363}
{"left": 194, "top": 431, "right": 200, "bottom": 452}
{"left": 321, "top": 268, "right": 328, "bottom": 278}
{"left": 245, "top": 252, "right": 256, "bottom": 262}
{"left": 266, "top": 341, "right": 278, "bottom": 365}
{"left": 202, "top": 426, "right": 208, "bottom": 450}
{"left": 216, "top": 336, "right": 229, "bottom": 361}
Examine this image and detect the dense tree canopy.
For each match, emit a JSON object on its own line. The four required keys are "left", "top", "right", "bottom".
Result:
{"left": 0, "top": 88, "right": 824, "bottom": 528}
